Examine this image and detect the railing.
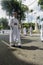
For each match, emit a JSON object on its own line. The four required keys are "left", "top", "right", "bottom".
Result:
{"left": 0, "top": 30, "right": 10, "bottom": 34}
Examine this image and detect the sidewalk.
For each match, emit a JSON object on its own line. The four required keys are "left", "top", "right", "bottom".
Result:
{"left": 0, "top": 35, "right": 43, "bottom": 65}
{"left": 21, "top": 33, "right": 40, "bottom": 37}
{"left": 0, "top": 41, "right": 37, "bottom": 65}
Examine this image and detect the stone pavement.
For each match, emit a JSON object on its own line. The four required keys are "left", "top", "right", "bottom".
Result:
{"left": 0, "top": 35, "right": 43, "bottom": 65}
{"left": 0, "top": 40, "right": 37, "bottom": 65}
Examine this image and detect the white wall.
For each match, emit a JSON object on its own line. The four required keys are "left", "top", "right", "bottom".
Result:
{"left": 0, "top": 30, "right": 10, "bottom": 34}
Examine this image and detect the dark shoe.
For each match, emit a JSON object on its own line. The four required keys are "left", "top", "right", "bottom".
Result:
{"left": 11, "top": 45, "right": 16, "bottom": 47}
{"left": 18, "top": 45, "right": 21, "bottom": 48}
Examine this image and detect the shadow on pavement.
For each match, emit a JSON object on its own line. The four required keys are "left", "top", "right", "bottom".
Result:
{"left": 21, "top": 38, "right": 32, "bottom": 44}
{"left": 0, "top": 35, "right": 40, "bottom": 45}
{"left": 21, "top": 46, "right": 43, "bottom": 50}
{"left": 21, "top": 38, "right": 39, "bottom": 44}
{"left": 0, "top": 41, "right": 38, "bottom": 65}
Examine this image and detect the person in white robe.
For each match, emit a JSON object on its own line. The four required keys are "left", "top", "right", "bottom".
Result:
{"left": 23, "top": 27, "right": 26, "bottom": 35}
{"left": 9, "top": 12, "right": 21, "bottom": 47}
{"left": 30, "top": 26, "right": 32, "bottom": 36}
{"left": 40, "top": 22, "right": 43, "bottom": 41}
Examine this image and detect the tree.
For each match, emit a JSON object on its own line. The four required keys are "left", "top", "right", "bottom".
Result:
{"left": 37, "top": 16, "right": 40, "bottom": 20}
{"left": 0, "top": 18, "right": 10, "bottom": 29}
{"left": 29, "top": 9, "right": 34, "bottom": 26}
{"left": 1, "top": 0, "right": 28, "bottom": 21}
{"left": 30, "top": 9, "right": 33, "bottom": 13}
{"left": 38, "top": 0, "right": 43, "bottom": 10}
{"left": 41, "top": 18, "right": 43, "bottom": 21}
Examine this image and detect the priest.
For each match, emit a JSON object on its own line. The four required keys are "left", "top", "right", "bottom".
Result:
{"left": 9, "top": 11, "right": 21, "bottom": 47}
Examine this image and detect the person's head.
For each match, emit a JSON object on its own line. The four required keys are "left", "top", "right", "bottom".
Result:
{"left": 12, "top": 11, "right": 17, "bottom": 18}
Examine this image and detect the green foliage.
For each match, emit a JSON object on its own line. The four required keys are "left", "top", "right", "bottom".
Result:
{"left": 37, "top": 16, "right": 40, "bottom": 20}
{"left": 1, "top": 0, "right": 28, "bottom": 20}
{"left": 38, "top": 0, "right": 43, "bottom": 10}
{"left": 22, "top": 23, "right": 35, "bottom": 30}
{"left": 0, "top": 26, "right": 3, "bottom": 29}
{"left": 38, "top": 0, "right": 43, "bottom": 5}
{"left": 41, "top": 18, "right": 43, "bottom": 21}
{"left": 0, "top": 18, "right": 10, "bottom": 29}
{"left": 30, "top": 9, "right": 33, "bottom": 12}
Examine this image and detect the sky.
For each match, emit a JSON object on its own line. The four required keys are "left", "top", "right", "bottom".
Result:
{"left": 22, "top": 0, "right": 40, "bottom": 10}
{"left": 0, "top": 0, "right": 38, "bottom": 18}
{"left": 22, "top": 0, "right": 43, "bottom": 23}
{"left": 0, "top": 5, "right": 7, "bottom": 18}
{"left": 0, "top": 0, "right": 43, "bottom": 23}
{"left": 0, "top": 0, "right": 8, "bottom": 18}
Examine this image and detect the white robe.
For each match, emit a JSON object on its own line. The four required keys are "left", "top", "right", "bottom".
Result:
{"left": 23, "top": 28, "right": 26, "bottom": 35}
{"left": 9, "top": 17, "right": 21, "bottom": 45}
{"left": 30, "top": 27, "right": 32, "bottom": 36}
{"left": 40, "top": 22, "right": 43, "bottom": 41}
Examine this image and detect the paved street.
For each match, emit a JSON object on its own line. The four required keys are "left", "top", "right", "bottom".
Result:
{"left": 0, "top": 34, "right": 43, "bottom": 65}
